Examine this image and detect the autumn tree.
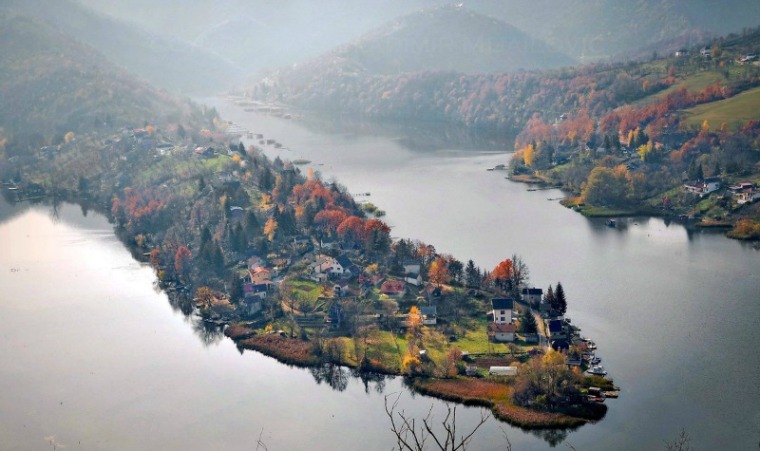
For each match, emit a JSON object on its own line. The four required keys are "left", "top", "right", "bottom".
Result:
{"left": 337, "top": 215, "right": 365, "bottom": 243}
{"left": 174, "top": 245, "right": 192, "bottom": 281}
{"left": 428, "top": 256, "right": 450, "bottom": 287}
{"left": 581, "top": 165, "right": 632, "bottom": 207}
{"left": 194, "top": 286, "right": 215, "bottom": 309}
{"left": 264, "top": 217, "right": 278, "bottom": 241}
{"left": 490, "top": 259, "right": 513, "bottom": 292}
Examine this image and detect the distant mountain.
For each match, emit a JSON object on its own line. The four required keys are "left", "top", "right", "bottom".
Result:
{"left": 0, "top": 0, "right": 244, "bottom": 94}
{"left": 458, "top": 0, "right": 760, "bottom": 61}
{"left": 77, "top": 0, "right": 760, "bottom": 71}
{"left": 274, "top": 5, "right": 573, "bottom": 93}
{"left": 0, "top": 12, "right": 191, "bottom": 144}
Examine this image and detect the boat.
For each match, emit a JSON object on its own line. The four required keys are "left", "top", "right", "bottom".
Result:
{"left": 587, "top": 365, "right": 607, "bottom": 376}
{"left": 590, "top": 355, "right": 602, "bottom": 365}
{"left": 606, "top": 219, "right": 617, "bottom": 228}
{"left": 586, "top": 340, "right": 597, "bottom": 350}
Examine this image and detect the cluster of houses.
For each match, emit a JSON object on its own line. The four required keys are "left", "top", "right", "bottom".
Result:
{"left": 683, "top": 177, "right": 760, "bottom": 205}
{"left": 728, "top": 181, "right": 760, "bottom": 205}
{"left": 683, "top": 176, "right": 722, "bottom": 197}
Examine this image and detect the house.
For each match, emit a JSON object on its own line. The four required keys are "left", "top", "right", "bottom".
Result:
{"left": 243, "top": 282, "right": 270, "bottom": 300}
{"left": 488, "top": 366, "right": 518, "bottom": 376}
{"left": 319, "top": 237, "right": 341, "bottom": 250}
{"left": 194, "top": 146, "right": 215, "bottom": 158}
{"left": 548, "top": 319, "right": 566, "bottom": 341}
{"left": 336, "top": 255, "right": 359, "bottom": 278}
{"left": 729, "top": 182, "right": 756, "bottom": 193}
{"left": 380, "top": 279, "right": 407, "bottom": 298}
{"left": 700, "top": 47, "right": 711, "bottom": 58}
{"left": 491, "top": 298, "right": 514, "bottom": 324}
{"left": 489, "top": 322, "right": 516, "bottom": 342}
{"left": 249, "top": 266, "right": 271, "bottom": 284}
{"left": 683, "top": 177, "right": 721, "bottom": 197}
{"left": 334, "top": 280, "right": 350, "bottom": 297}
{"left": 420, "top": 306, "right": 438, "bottom": 325}
{"left": 403, "top": 261, "right": 422, "bottom": 277}
{"left": 521, "top": 288, "right": 543, "bottom": 307}
{"left": 737, "top": 190, "right": 760, "bottom": 205}
{"left": 310, "top": 255, "right": 343, "bottom": 276}
{"left": 247, "top": 255, "right": 265, "bottom": 270}
{"left": 675, "top": 48, "right": 689, "bottom": 57}
{"left": 405, "top": 274, "right": 423, "bottom": 286}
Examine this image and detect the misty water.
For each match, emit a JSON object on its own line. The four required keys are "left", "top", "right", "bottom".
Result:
{"left": 1, "top": 99, "right": 759, "bottom": 450}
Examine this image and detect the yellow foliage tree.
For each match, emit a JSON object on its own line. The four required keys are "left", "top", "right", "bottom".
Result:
{"left": 264, "top": 217, "right": 278, "bottom": 241}
{"left": 522, "top": 143, "right": 536, "bottom": 167}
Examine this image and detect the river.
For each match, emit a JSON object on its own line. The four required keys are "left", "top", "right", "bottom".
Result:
{"left": 1, "top": 99, "right": 758, "bottom": 450}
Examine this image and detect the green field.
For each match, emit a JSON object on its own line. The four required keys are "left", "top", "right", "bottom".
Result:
{"left": 682, "top": 85, "right": 760, "bottom": 130}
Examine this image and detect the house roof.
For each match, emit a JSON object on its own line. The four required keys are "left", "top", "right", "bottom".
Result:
{"left": 381, "top": 279, "right": 406, "bottom": 294}
{"left": 491, "top": 298, "right": 513, "bottom": 310}
{"left": 522, "top": 288, "right": 543, "bottom": 296}
{"left": 548, "top": 319, "right": 563, "bottom": 333}
{"left": 491, "top": 323, "right": 516, "bottom": 333}
{"left": 251, "top": 266, "right": 270, "bottom": 275}
{"left": 336, "top": 255, "right": 353, "bottom": 269}
{"left": 420, "top": 306, "right": 437, "bottom": 316}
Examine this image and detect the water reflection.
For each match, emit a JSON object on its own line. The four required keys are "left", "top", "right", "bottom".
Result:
{"left": 297, "top": 112, "right": 515, "bottom": 153}
{"left": 309, "top": 363, "right": 350, "bottom": 392}
{"left": 191, "top": 317, "right": 225, "bottom": 347}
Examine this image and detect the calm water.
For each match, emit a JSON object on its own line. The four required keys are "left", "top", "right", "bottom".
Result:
{"left": 1, "top": 100, "right": 759, "bottom": 450}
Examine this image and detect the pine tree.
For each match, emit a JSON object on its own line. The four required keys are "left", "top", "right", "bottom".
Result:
{"left": 520, "top": 309, "right": 538, "bottom": 334}
{"left": 465, "top": 259, "right": 480, "bottom": 288}
{"left": 546, "top": 285, "right": 556, "bottom": 311}
{"left": 555, "top": 282, "right": 567, "bottom": 316}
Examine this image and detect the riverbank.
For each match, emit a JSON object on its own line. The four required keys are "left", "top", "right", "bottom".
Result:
{"left": 222, "top": 323, "right": 609, "bottom": 429}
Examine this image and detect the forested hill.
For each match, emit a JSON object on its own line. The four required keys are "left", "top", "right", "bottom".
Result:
{"left": 0, "top": 0, "right": 244, "bottom": 94}
{"left": 326, "top": 6, "right": 574, "bottom": 76}
{"left": 0, "top": 12, "right": 209, "bottom": 156}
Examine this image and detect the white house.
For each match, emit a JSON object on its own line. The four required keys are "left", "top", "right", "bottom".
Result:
{"left": 521, "top": 288, "right": 543, "bottom": 307}
{"left": 490, "top": 323, "right": 516, "bottom": 342}
{"left": 491, "top": 298, "right": 513, "bottom": 324}
{"left": 420, "top": 306, "right": 437, "bottom": 326}
{"left": 683, "top": 177, "right": 721, "bottom": 197}
{"left": 310, "top": 255, "right": 344, "bottom": 276}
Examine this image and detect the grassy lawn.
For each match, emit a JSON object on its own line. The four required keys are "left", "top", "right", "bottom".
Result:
{"left": 456, "top": 321, "right": 513, "bottom": 354}
{"left": 290, "top": 279, "right": 322, "bottom": 299}
{"left": 682, "top": 85, "right": 760, "bottom": 130}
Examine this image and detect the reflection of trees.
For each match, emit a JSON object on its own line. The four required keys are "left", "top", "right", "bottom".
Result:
{"left": 352, "top": 368, "right": 392, "bottom": 394}
{"left": 529, "top": 427, "right": 574, "bottom": 448}
{"left": 310, "top": 363, "right": 350, "bottom": 392}
{"left": 191, "top": 317, "right": 224, "bottom": 347}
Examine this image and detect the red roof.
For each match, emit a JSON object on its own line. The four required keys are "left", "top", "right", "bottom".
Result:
{"left": 490, "top": 323, "right": 516, "bottom": 333}
{"left": 381, "top": 280, "right": 406, "bottom": 295}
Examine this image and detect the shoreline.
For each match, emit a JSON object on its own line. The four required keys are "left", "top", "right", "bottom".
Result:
{"left": 508, "top": 173, "right": 759, "bottom": 240}
{"left": 224, "top": 327, "right": 605, "bottom": 429}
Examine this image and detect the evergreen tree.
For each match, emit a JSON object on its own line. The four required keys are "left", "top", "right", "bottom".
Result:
{"left": 198, "top": 176, "right": 206, "bottom": 192}
{"left": 465, "top": 259, "right": 480, "bottom": 288}
{"left": 227, "top": 272, "right": 243, "bottom": 304}
{"left": 545, "top": 285, "right": 556, "bottom": 312}
{"left": 555, "top": 282, "right": 567, "bottom": 316}
{"left": 245, "top": 210, "right": 259, "bottom": 236}
{"left": 520, "top": 309, "right": 538, "bottom": 334}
